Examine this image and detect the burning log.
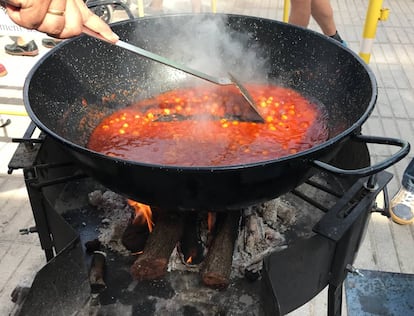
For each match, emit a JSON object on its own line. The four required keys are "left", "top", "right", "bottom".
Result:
{"left": 178, "top": 213, "right": 205, "bottom": 265}
{"left": 201, "top": 211, "right": 241, "bottom": 289}
{"left": 121, "top": 220, "right": 150, "bottom": 253}
{"left": 130, "top": 211, "right": 184, "bottom": 281}
{"left": 122, "top": 200, "right": 152, "bottom": 252}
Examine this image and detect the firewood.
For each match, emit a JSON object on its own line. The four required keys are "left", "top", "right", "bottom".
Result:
{"left": 85, "top": 238, "right": 102, "bottom": 253}
{"left": 130, "top": 212, "right": 184, "bottom": 281}
{"left": 178, "top": 213, "right": 205, "bottom": 265}
{"left": 89, "top": 251, "right": 107, "bottom": 293}
{"left": 121, "top": 220, "right": 149, "bottom": 253}
{"left": 201, "top": 211, "right": 241, "bottom": 289}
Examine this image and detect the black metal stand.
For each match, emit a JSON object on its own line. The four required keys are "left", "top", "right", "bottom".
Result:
{"left": 262, "top": 171, "right": 393, "bottom": 316}
{"left": 8, "top": 126, "right": 394, "bottom": 316}
{"left": 9, "top": 134, "right": 84, "bottom": 261}
{"left": 327, "top": 284, "right": 342, "bottom": 316}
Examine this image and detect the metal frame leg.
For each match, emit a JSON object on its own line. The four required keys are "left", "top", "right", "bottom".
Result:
{"left": 328, "top": 284, "right": 343, "bottom": 316}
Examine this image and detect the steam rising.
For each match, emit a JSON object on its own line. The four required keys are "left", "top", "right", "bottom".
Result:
{"left": 132, "top": 14, "right": 270, "bottom": 84}
{"left": 123, "top": 15, "right": 278, "bottom": 154}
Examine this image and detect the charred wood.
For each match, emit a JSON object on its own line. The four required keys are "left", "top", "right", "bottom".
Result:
{"left": 201, "top": 211, "right": 241, "bottom": 289}
{"left": 121, "top": 219, "right": 150, "bottom": 253}
{"left": 85, "top": 238, "right": 102, "bottom": 254}
{"left": 89, "top": 251, "right": 107, "bottom": 293}
{"left": 178, "top": 213, "right": 205, "bottom": 265}
{"left": 130, "top": 212, "right": 184, "bottom": 281}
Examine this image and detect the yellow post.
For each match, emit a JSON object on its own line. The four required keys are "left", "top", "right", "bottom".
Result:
{"left": 137, "top": 0, "right": 144, "bottom": 17}
{"left": 0, "top": 110, "right": 28, "bottom": 116}
{"left": 211, "top": 0, "right": 217, "bottom": 13}
{"left": 283, "top": 0, "right": 290, "bottom": 23}
{"left": 360, "top": 0, "right": 389, "bottom": 63}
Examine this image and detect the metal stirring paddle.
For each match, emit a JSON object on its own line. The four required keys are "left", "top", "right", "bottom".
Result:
{"left": 82, "top": 28, "right": 265, "bottom": 123}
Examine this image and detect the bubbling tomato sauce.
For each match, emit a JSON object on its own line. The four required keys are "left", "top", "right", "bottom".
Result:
{"left": 87, "top": 84, "right": 329, "bottom": 166}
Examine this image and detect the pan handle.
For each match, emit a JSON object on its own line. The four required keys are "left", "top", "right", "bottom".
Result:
{"left": 311, "top": 135, "right": 410, "bottom": 177}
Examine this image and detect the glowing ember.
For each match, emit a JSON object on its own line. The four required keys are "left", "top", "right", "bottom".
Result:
{"left": 128, "top": 199, "right": 154, "bottom": 232}
{"left": 207, "top": 212, "right": 216, "bottom": 232}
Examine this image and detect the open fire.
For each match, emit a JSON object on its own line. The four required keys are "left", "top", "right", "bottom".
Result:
{"left": 87, "top": 189, "right": 298, "bottom": 289}
{"left": 128, "top": 200, "right": 154, "bottom": 233}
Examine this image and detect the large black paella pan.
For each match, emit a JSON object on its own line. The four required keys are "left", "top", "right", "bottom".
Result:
{"left": 24, "top": 14, "right": 408, "bottom": 210}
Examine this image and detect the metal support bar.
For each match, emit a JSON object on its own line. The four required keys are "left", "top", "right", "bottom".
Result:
{"left": 29, "top": 173, "right": 89, "bottom": 189}
{"left": 24, "top": 168, "right": 55, "bottom": 261}
{"left": 313, "top": 172, "right": 392, "bottom": 242}
{"left": 87, "top": 0, "right": 135, "bottom": 19}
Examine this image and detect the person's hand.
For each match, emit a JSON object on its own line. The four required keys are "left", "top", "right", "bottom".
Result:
{"left": 4, "top": 0, "right": 119, "bottom": 43}
{"left": 3, "top": 0, "right": 52, "bottom": 29}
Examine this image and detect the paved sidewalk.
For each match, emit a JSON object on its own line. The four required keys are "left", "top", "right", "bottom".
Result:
{"left": 1, "top": 0, "right": 414, "bottom": 315}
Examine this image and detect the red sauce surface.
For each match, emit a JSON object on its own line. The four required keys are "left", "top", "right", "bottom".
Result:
{"left": 87, "top": 84, "right": 328, "bottom": 166}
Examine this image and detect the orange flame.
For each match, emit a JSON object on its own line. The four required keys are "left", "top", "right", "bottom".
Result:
{"left": 186, "top": 256, "right": 193, "bottom": 264}
{"left": 127, "top": 199, "right": 154, "bottom": 232}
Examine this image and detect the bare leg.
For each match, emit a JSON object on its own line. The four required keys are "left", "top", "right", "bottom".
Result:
{"left": 191, "top": 0, "right": 202, "bottom": 13}
{"left": 288, "top": 0, "right": 312, "bottom": 27}
{"left": 311, "top": 0, "right": 337, "bottom": 36}
{"left": 150, "top": 0, "right": 163, "bottom": 10}
{"left": 16, "top": 37, "right": 29, "bottom": 46}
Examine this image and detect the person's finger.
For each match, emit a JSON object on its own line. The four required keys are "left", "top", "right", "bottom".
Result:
{"left": 83, "top": 14, "right": 119, "bottom": 43}
{"left": 74, "top": 0, "right": 118, "bottom": 43}
{"left": 52, "top": 0, "right": 115, "bottom": 39}
{"left": 35, "top": 0, "right": 66, "bottom": 36}
{"left": 5, "top": 0, "right": 118, "bottom": 41}
{"left": 3, "top": 0, "right": 29, "bottom": 8}
{"left": 53, "top": 0, "right": 85, "bottom": 38}
{"left": 6, "top": 0, "right": 51, "bottom": 29}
